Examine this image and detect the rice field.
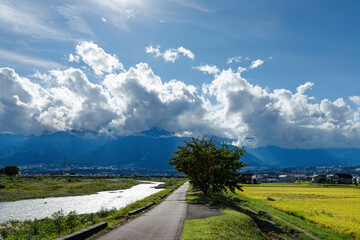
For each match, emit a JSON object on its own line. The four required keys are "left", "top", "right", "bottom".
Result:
{"left": 235, "top": 183, "right": 360, "bottom": 239}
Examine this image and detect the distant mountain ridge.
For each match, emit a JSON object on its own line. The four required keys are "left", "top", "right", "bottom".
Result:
{"left": 249, "top": 145, "right": 360, "bottom": 167}
{"left": 0, "top": 128, "right": 359, "bottom": 170}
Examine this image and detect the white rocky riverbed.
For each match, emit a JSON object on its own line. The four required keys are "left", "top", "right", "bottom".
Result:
{"left": 0, "top": 181, "right": 163, "bottom": 224}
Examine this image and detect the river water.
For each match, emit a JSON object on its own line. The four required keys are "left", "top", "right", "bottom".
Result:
{"left": 0, "top": 181, "right": 163, "bottom": 224}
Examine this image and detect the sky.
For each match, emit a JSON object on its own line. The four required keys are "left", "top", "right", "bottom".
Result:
{"left": 1, "top": 0, "right": 360, "bottom": 149}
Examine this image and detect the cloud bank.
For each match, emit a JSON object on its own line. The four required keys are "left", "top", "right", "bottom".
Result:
{"left": 1, "top": 42, "right": 360, "bottom": 149}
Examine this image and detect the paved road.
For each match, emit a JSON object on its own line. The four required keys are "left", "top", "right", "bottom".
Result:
{"left": 97, "top": 181, "right": 190, "bottom": 240}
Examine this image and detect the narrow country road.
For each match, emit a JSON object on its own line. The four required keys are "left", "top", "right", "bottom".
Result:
{"left": 96, "top": 181, "right": 190, "bottom": 240}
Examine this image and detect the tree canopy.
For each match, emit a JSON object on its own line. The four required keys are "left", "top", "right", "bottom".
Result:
{"left": 169, "top": 137, "right": 246, "bottom": 195}
{"left": 3, "top": 165, "right": 20, "bottom": 179}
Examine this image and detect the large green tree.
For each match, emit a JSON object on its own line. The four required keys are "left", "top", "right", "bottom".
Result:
{"left": 3, "top": 165, "right": 20, "bottom": 179}
{"left": 169, "top": 137, "right": 246, "bottom": 195}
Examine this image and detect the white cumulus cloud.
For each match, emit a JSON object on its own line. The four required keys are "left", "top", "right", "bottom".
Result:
{"left": 1, "top": 42, "right": 360, "bottom": 149}
{"left": 249, "top": 59, "right": 264, "bottom": 69}
{"left": 193, "top": 64, "right": 219, "bottom": 75}
{"left": 68, "top": 54, "right": 80, "bottom": 63}
{"left": 145, "top": 45, "right": 194, "bottom": 63}
{"left": 350, "top": 96, "right": 360, "bottom": 106}
{"left": 202, "top": 68, "right": 358, "bottom": 148}
{"left": 75, "top": 41, "right": 124, "bottom": 75}
{"left": 227, "top": 56, "right": 242, "bottom": 64}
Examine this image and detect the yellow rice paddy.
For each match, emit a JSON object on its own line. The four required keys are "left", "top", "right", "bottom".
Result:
{"left": 236, "top": 183, "right": 360, "bottom": 239}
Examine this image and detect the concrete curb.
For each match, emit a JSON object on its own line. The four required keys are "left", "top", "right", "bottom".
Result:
{"left": 55, "top": 222, "right": 108, "bottom": 240}
{"left": 128, "top": 202, "right": 155, "bottom": 215}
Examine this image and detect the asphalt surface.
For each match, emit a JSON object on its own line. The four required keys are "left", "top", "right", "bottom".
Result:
{"left": 96, "top": 181, "right": 190, "bottom": 240}
{"left": 186, "top": 203, "right": 223, "bottom": 220}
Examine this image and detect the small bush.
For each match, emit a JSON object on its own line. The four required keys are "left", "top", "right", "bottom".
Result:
{"left": 97, "top": 207, "right": 114, "bottom": 218}
{"left": 28, "top": 219, "right": 41, "bottom": 236}
{"left": 52, "top": 210, "right": 65, "bottom": 234}
{"left": 86, "top": 213, "right": 97, "bottom": 224}
{"left": 66, "top": 211, "right": 79, "bottom": 232}
{"left": 0, "top": 228, "right": 9, "bottom": 239}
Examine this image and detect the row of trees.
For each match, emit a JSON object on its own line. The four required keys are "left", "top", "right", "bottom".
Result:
{"left": 169, "top": 137, "right": 246, "bottom": 196}
{"left": 0, "top": 165, "right": 19, "bottom": 178}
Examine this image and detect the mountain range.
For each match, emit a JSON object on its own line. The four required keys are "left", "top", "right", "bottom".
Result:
{"left": 0, "top": 128, "right": 359, "bottom": 171}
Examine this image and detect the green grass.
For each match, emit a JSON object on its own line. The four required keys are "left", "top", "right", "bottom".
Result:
{"left": 227, "top": 191, "right": 352, "bottom": 240}
{"left": 181, "top": 185, "right": 267, "bottom": 240}
{"left": 181, "top": 209, "right": 266, "bottom": 240}
{"left": 0, "top": 178, "right": 186, "bottom": 240}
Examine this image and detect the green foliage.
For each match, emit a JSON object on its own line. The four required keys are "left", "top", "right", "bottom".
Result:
{"left": 28, "top": 219, "right": 41, "bottom": 236}
{"left": 3, "top": 165, "right": 19, "bottom": 179}
{"left": 52, "top": 210, "right": 65, "bottom": 234}
{"left": 169, "top": 137, "right": 246, "bottom": 195}
{"left": 65, "top": 211, "right": 79, "bottom": 232}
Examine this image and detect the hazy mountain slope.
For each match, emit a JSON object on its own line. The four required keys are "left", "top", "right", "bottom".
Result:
{"left": 0, "top": 129, "right": 359, "bottom": 169}
{"left": 248, "top": 146, "right": 360, "bottom": 167}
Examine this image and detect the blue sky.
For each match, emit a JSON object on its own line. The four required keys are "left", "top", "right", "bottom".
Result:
{"left": 1, "top": 0, "right": 360, "bottom": 149}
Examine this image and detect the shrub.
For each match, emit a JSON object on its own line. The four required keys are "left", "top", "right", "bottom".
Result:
{"left": 86, "top": 213, "right": 97, "bottom": 224}
{"left": 52, "top": 210, "right": 65, "bottom": 234}
{"left": 28, "top": 219, "right": 41, "bottom": 236}
{"left": 66, "top": 211, "right": 79, "bottom": 232}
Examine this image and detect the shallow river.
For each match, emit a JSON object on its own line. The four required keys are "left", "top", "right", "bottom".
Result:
{"left": 0, "top": 181, "right": 163, "bottom": 224}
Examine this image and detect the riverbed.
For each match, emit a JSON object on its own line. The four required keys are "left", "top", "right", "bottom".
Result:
{"left": 0, "top": 181, "right": 163, "bottom": 224}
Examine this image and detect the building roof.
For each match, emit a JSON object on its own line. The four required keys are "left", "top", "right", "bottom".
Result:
{"left": 312, "top": 174, "right": 325, "bottom": 178}
{"left": 334, "top": 173, "right": 352, "bottom": 178}
{"left": 279, "top": 175, "right": 289, "bottom": 178}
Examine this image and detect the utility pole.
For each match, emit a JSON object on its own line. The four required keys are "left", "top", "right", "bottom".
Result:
{"left": 344, "top": 159, "right": 347, "bottom": 173}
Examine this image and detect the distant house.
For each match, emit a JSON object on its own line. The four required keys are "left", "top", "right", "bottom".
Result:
{"left": 288, "top": 173, "right": 306, "bottom": 181}
{"left": 278, "top": 174, "right": 294, "bottom": 183}
{"left": 241, "top": 174, "right": 253, "bottom": 184}
{"left": 252, "top": 174, "right": 265, "bottom": 183}
{"left": 356, "top": 176, "right": 360, "bottom": 184}
{"left": 253, "top": 174, "right": 279, "bottom": 183}
{"left": 263, "top": 174, "right": 279, "bottom": 183}
{"left": 311, "top": 174, "right": 326, "bottom": 183}
{"left": 327, "top": 173, "right": 353, "bottom": 184}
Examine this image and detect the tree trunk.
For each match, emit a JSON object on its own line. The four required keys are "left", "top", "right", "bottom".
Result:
{"left": 202, "top": 185, "right": 208, "bottom": 196}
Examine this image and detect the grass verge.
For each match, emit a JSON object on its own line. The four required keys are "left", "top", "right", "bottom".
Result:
{"left": 181, "top": 185, "right": 268, "bottom": 240}
{"left": 181, "top": 208, "right": 266, "bottom": 240}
